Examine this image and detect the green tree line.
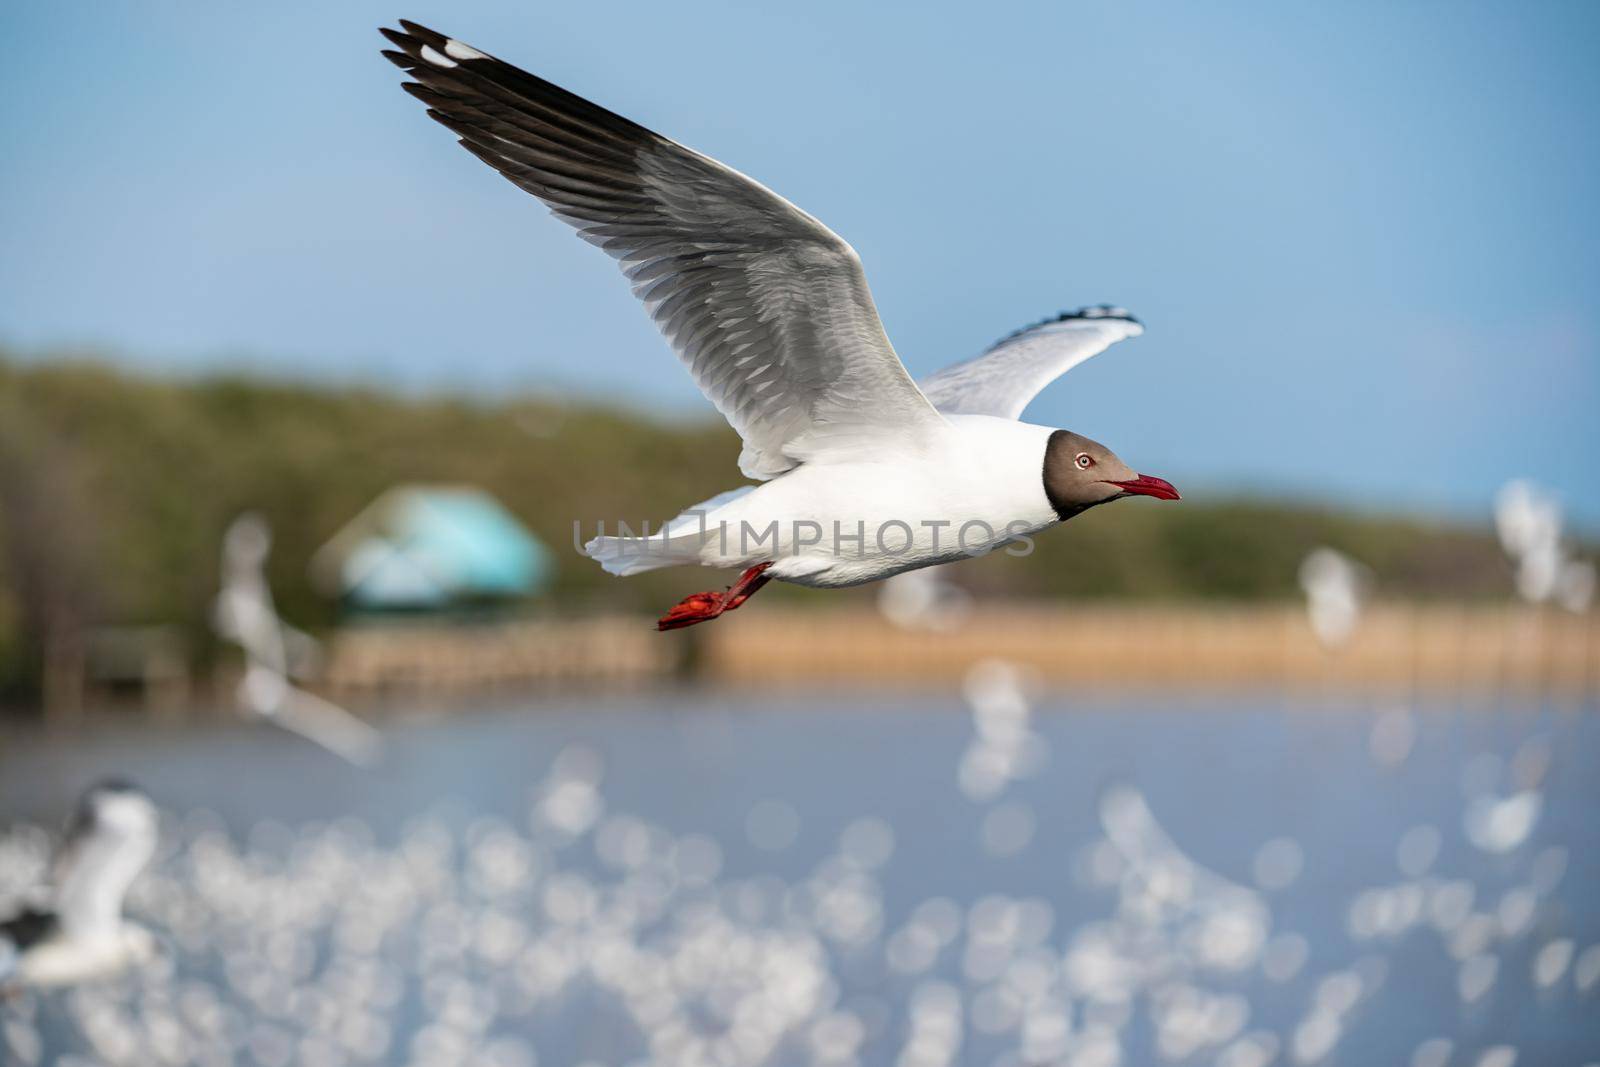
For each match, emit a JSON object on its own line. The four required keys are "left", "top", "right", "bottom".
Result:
{"left": 0, "top": 356, "right": 1523, "bottom": 699}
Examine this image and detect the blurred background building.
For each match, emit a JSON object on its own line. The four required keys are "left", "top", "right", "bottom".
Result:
{"left": 311, "top": 484, "right": 552, "bottom": 613}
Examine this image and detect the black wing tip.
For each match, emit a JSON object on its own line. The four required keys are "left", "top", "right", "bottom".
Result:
{"left": 993, "top": 304, "right": 1141, "bottom": 346}
{"left": 381, "top": 21, "right": 489, "bottom": 72}
{"left": 382, "top": 20, "right": 445, "bottom": 47}
{"left": 396, "top": 19, "right": 445, "bottom": 42}
{"left": 1053, "top": 303, "right": 1140, "bottom": 326}
{"left": 380, "top": 48, "right": 417, "bottom": 71}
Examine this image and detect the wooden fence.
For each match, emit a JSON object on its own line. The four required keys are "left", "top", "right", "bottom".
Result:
{"left": 311, "top": 604, "right": 1599, "bottom": 704}
{"left": 700, "top": 605, "right": 1598, "bottom": 700}
{"left": 320, "top": 616, "right": 675, "bottom": 703}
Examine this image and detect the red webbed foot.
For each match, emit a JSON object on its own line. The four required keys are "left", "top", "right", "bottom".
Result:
{"left": 655, "top": 562, "right": 774, "bottom": 631}
{"left": 657, "top": 590, "right": 726, "bottom": 630}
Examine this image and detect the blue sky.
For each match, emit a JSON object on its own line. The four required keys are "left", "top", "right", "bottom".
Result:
{"left": 2, "top": 2, "right": 1597, "bottom": 526}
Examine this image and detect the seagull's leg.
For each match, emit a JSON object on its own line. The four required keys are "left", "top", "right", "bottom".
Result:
{"left": 657, "top": 562, "right": 774, "bottom": 631}
{"left": 722, "top": 562, "right": 774, "bottom": 612}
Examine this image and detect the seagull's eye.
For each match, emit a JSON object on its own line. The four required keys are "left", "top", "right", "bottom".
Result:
{"left": 1075, "top": 453, "right": 1095, "bottom": 470}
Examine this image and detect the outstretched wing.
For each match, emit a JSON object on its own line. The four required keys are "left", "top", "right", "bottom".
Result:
{"left": 918, "top": 306, "right": 1143, "bottom": 420}
{"left": 381, "top": 21, "right": 946, "bottom": 479}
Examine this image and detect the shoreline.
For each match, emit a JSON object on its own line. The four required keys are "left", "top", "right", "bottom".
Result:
{"left": 15, "top": 603, "right": 1595, "bottom": 720}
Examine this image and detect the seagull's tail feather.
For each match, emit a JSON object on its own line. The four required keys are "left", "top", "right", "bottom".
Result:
{"left": 584, "top": 535, "right": 706, "bottom": 576}
{"left": 584, "top": 487, "right": 753, "bottom": 577}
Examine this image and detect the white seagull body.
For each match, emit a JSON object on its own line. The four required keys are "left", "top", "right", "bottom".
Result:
{"left": 0, "top": 782, "right": 160, "bottom": 992}
{"left": 594, "top": 415, "right": 1077, "bottom": 588}
{"left": 382, "top": 22, "right": 1178, "bottom": 628}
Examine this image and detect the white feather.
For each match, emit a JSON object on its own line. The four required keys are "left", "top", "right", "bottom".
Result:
{"left": 443, "top": 39, "right": 486, "bottom": 61}
{"left": 919, "top": 310, "right": 1143, "bottom": 420}
{"left": 418, "top": 44, "right": 457, "bottom": 68}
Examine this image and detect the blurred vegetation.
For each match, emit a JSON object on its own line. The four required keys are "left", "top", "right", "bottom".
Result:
{"left": 0, "top": 356, "right": 1524, "bottom": 699}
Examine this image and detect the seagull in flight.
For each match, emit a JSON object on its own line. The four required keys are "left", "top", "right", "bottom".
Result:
{"left": 1298, "top": 547, "right": 1371, "bottom": 652}
{"left": 877, "top": 567, "right": 973, "bottom": 633}
{"left": 214, "top": 513, "right": 383, "bottom": 765}
{"left": 0, "top": 781, "right": 161, "bottom": 992}
{"left": 1494, "top": 480, "right": 1595, "bottom": 613}
{"left": 381, "top": 21, "right": 1179, "bottom": 630}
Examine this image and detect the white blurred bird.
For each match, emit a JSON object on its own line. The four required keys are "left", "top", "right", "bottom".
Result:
{"left": 877, "top": 567, "right": 973, "bottom": 633}
{"left": 0, "top": 781, "right": 161, "bottom": 992}
{"left": 1494, "top": 481, "right": 1595, "bottom": 612}
{"left": 1298, "top": 547, "right": 1372, "bottom": 651}
{"left": 214, "top": 513, "right": 382, "bottom": 766}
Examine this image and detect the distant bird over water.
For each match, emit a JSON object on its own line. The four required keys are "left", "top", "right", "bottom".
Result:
{"left": 214, "top": 514, "right": 382, "bottom": 766}
{"left": 0, "top": 782, "right": 160, "bottom": 992}
{"left": 1494, "top": 480, "right": 1595, "bottom": 613}
{"left": 878, "top": 567, "right": 973, "bottom": 633}
{"left": 1298, "top": 547, "right": 1371, "bottom": 651}
{"left": 382, "top": 21, "right": 1179, "bottom": 630}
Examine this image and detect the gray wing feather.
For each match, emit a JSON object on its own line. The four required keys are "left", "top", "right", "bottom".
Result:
{"left": 382, "top": 22, "right": 944, "bottom": 478}
{"left": 918, "top": 306, "right": 1143, "bottom": 421}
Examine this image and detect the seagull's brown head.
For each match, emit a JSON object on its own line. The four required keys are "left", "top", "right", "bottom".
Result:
{"left": 1042, "top": 429, "right": 1180, "bottom": 519}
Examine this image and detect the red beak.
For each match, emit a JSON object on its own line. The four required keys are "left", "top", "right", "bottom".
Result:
{"left": 1104, "top": 474, "right": 1181, "bottom": 501}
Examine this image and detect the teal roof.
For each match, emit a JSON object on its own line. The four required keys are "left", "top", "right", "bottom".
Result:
{"left": 318, "top": 486, "right": 550, "bottom": 608}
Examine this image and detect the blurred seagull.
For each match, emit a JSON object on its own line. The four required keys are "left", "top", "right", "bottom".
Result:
{"left": 381, "top": 22, "right": 1179, "bottom": 631}
{"left": 0, "top": 781, "right": 160, "bottom": 992}
{"left": 214, "top": 513, "right": 382, "bottom": 766}
{"left": 877, "top": 568, "right": 973, "bottom": 633}
{"left": 1493, "top": 481, "right": 1595, "bottom": 613}
{"left": 1298, "top": 547, "right": 1372, "bottom": 651}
